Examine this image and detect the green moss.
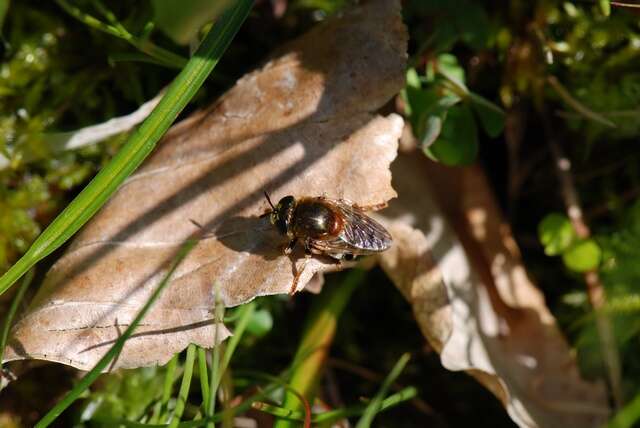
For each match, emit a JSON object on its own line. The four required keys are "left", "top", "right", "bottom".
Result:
{"left": 0, "top": 2, "right": 169, "bottom": 272}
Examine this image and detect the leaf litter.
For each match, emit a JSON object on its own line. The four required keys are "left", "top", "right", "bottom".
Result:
{"left": 376, "top": 151, "right": 610, "bottom": 428}
{"left": 3, "top": 0, "right": 407, "bottom": 371}
{"left": 2, "top": 2, "right": 609, "bottom": 427}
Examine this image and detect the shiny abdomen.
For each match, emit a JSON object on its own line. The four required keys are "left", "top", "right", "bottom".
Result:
{"left": 291, "top": 200, "right": 341, "bottom": 240}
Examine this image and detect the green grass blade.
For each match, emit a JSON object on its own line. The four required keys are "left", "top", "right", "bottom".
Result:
{"left": 34, "top": 240, "right": 197, "bottom": 428}
{"left": 355, "top": 352, "right": 411, "bottom": 428}
{"left": 162, "top": 354, "right": 181, "bottom": 421}
{"left": 169, "top": 344, "right": 197, "bottom": 428}
{"left": 206, "top": 288, "right": 225, "bottom": 428}
{"left": 274, "top": 269, "right": 365, "bottom": 428}
{"left": 609, "top": 392, "right": 640, "bottom": 428}
{"left": 207, "top": 301, "right": 255, "bottom": 427}
{"left": 0, "top": 268, "right": 33, "bottom": 369}
{"left": 252, "top": 386, "right": 418, "bottom": 423}
{"left": 56, "top": 0, "right": 187, "bottom": 68}
{"left": 197, "top": 347, "right": 210, "bottom": 410}
{"left": 208, "top": 342, "right": 220, "bottom": 428}
{"left": 149, "top": 353, "right": 180, "bottom": 424}
{"left": 220, "top": 302, "right": 255, "bottom": 376}
{"left": 0, "top": 0, "right": 254, "bottom": 297}
{"left": 315, "top": 386, "right": 418, "bottom": 424}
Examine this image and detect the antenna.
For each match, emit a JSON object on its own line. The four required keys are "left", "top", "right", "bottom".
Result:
{"left": 264, "top": 191, "right": 276, "bottom": 210}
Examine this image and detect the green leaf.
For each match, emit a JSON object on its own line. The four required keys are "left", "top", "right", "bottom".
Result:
{"left": 424, "top": 104, "right": 478, "bottom": 165}
{"left": 246, "top": 309, "right": 274, "bottom": 338}
{"left": 416, "top": 92, "right": 461, "bottom": 148}
{"left": 563, "top": 239, "right": 602, "bottom": 273}
{"left": 405, "top": 67, "right": 421, "bottom": 90}
{"left": 404, "top": 86, "right": 439, "bottom": 129}
{"left": 608, "top": 391, "right": 640, "bottom": 428}
{"left": 422, "top": 114, "right": 444, "bottom": 148}
{"left": 599, "top": 0, "right": 611, "bottom": 17}
{"left": 470, "top": 93, "right": 505, "bottom": 138}
{"left": 436, "top": 53, "right": 465, "bottom": 86}
{"left": 404, "top": 82, "right": 461, "bottom": 149}
{"left": 538, "top": 213, "right": 576, "bottom": 256}
{"left": 152, "top": 0, "right": 233, "bottom": 45}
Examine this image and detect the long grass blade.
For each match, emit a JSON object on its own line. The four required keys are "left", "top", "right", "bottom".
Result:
{"left": 355, "top": 353, "right": 411, "bottom": 428}
{"left": 0, "top": 269, "right": 34, "bottom": 369}
{"left": 207, "top": 301, "right": 255, "bottom": 428}
{"left": 168, "top": 344, "right": 197, "bottom": 428}
{"left": 0, "top": 0, "right": 254, "bottom": 297}
{"left": 197, "top": 347, "right": 210, "bottom": 410}
{"left": 608, "top": 392, "right": 640, "bottom": 428}
{"left": 149, "top": 353, "right": 179, "bottom": 424}
{"left": 252, "top": 386, "right": 418, "bottom": 423}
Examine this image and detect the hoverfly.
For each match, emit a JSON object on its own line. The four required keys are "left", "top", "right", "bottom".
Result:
{"left": 262, "top": 192, "right": 393, "bottom": 294}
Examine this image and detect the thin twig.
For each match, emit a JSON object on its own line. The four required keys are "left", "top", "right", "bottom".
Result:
{"left": 546, "top": 131, "right": 624, "bottom": 409}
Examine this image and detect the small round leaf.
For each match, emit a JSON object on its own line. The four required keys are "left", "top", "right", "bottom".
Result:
{"left": 246, "top": 309, "right": 273, "bottom": 338}
{"left": 562, "top": 239, "right": 602, "bottom": 273}
{"left": 538, "top": 213, "right": 576, "bottom": 256}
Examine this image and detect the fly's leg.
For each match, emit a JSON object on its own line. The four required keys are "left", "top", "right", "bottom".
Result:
{"left": 303, "top": 239, "right": 314, "bottom": 257}
{"left": 281, "top": 238, "right": 298, "bottom": 255}
{"left": 289, "top": 258, "right": 310, "bottom": 295}
{"left": 289, "top": 240, "right": 313, "bottom": 295}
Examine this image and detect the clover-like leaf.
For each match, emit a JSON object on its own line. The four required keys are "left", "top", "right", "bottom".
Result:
{"left": 539, "top": 212, "right": 577, "bottom": 256}
{"left": 424, "top": 103, "right": 478, "bottom": 165}
{"left": 3, "top": 0, "right": 407, "bottom": 371}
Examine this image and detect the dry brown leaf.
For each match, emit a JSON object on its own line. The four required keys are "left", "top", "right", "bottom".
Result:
{"left": 377, "top": 152, "right": 610, "bottom": 428}
{"left": 4, "top": 0, "right": 407, "bottom": 371}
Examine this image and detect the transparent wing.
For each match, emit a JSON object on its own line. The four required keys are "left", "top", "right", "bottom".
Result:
{"left": 311, "top": 198, "right": 392, "bottom": 255}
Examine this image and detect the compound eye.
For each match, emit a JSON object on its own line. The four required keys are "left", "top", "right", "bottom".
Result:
{"left": 276, "top": 217, "right": 288, "bottom": 235}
